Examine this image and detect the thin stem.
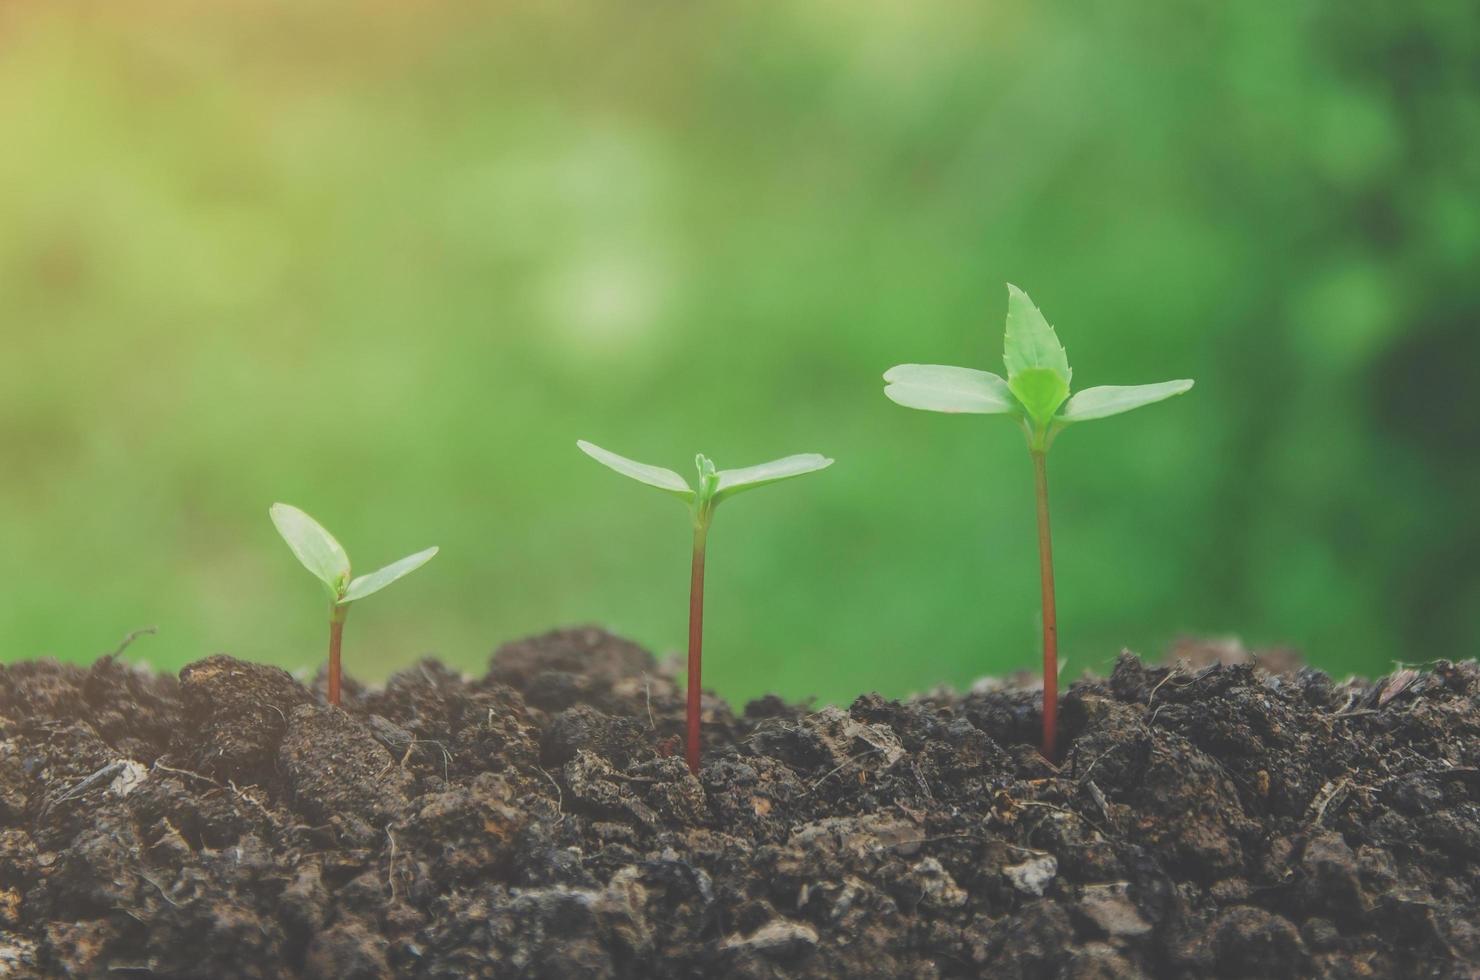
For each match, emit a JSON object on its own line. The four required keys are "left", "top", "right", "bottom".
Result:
{"left": 328, "top": 603, "right": 349, "bottom": 706}
{"left": 1031, "top": 450, "right": 1058, "bottom": 760}
{"left": 686, "top": 520, "right": 709, "bottom": 775}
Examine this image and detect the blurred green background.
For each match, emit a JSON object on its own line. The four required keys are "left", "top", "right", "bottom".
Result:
{"left": 2, "top": 1, "right": 1476, "bottom": 705}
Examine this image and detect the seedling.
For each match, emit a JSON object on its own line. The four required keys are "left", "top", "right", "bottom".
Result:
{"left": 577, "top": 440, "right": 832, "bottom": 774}
{"left": 270, "top": 503, "right": 438, "bottom": 706}
{"left": 884, "top": 285, "right": 1192, "bottom": 759}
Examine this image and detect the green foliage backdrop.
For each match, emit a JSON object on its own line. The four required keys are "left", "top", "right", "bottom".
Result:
{"left": 1, "top": 1, "right": 1476, "bottom": 704}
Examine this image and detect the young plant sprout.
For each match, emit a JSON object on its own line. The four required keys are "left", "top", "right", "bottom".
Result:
{"left": 884, "top": 285, "right": 1193, "bottom": 760}
{"left": 577, "top": 440, "right": 833, "bottom": 775}
{"left": 269, "top": 503, "right": 438, "bottom": 706}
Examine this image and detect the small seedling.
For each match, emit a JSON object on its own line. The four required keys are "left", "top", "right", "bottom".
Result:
{"left": 577, "top": 440, "right": 832, "bottom": 774}
{"left": 884, "top": 284, "right": 1193, "bottom": 759}
{"left": 270, "top": 503, "right": 438, "bottom": 706}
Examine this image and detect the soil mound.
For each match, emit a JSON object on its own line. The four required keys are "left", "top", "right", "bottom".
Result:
{"left": 1, "top": 628, "right": 1476, "bottom": 977}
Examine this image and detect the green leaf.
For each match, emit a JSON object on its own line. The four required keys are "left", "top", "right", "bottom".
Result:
{"left": 341, "top": 546, "right": 439, "bottom": 604}
{"left": 1007, "top": 367, "right": 1071, "bottom": 424}
{"left": 270, "top": 503, "right": 351, "bottom": 595}
{"left": 883, "top": 364, "right": 1018, "bottom": 415}
{"left": 1003, "top": 284, "right": 1070, "bottom": 385}
{"left": 695, "top": 453, "right": 719, "bottom": 499}
{"left": 1058, "top": 379, "right": 1195, "bottom": 422}
{"left": 714, "top": 453, "right": 832, "bottom": 504}
{"left": 577, "top": 440, "right": 695, "bottom": 499}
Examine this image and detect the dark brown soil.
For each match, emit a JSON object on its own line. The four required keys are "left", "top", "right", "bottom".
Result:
{"left": 2, "top": 629, "right": 1478, "bottom": 978}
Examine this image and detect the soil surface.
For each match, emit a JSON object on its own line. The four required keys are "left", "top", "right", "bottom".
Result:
{"left": 1, "top": 629, "right": 1478, "bottom": 978}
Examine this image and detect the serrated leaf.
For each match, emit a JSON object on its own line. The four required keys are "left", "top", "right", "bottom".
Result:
{"left": 1003, "top": 284, "right": 1070, "bottom": 385}
{"left": 883, "top": 364, "right": 1018, "bottom": 415}
{"left": 577, "top": 440, "right": 695, "bottom": 499}
{"left": 714, "top": 453, "right": 832, "bottom": 504}
{"left": 341, "top": 546, "right": 438, "bottom": 604}
{"left": 270, "top": 503, "right": 351, "bottom": 594}
{"left": 1058, "top": 379, "right": 1194, "bottom": 422}
{"left": 1008, "top": 367, "right": 1071, "bottom": 424}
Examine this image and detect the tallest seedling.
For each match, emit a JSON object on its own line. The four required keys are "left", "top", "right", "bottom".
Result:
{"left": 885, "top": 285, "right": 1193, "bottom": 759}
{"left": 578, "top": 440, "right": 832, "bottom": 774}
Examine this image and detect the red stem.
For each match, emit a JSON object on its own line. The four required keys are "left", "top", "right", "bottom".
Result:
{"left": 328, "top": 604, "right": 348, "bottom": 707}
{"left": 1032, "top": 450, "right": 1058, "bottom": 760}
{"left": 686, "top": 523, "right": 708, "bottom": 775}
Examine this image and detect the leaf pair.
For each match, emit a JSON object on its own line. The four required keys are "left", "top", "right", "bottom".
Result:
{"left": 576, "top": 440, "right": 832, "bottom": 515}
{"left": 884, "top": 284, "right": 1193, "bottom": 445}
{"left": 270, "top": 503, "right": 438, "bottom": 605}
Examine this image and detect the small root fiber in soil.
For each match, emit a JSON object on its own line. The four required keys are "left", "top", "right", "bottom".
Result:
{"left": 1, "top": 628, "right": 1478, "bottom": 977}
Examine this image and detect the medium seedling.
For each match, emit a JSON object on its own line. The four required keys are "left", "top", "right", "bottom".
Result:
{"left": 577, "top": 440, "right": 833, "bottom": 774}
{"left": 884, "top": 284, "right": 1193, "bottom": 759}
{"left": 270, "top": 503, "right": 438, "bottom": 706}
